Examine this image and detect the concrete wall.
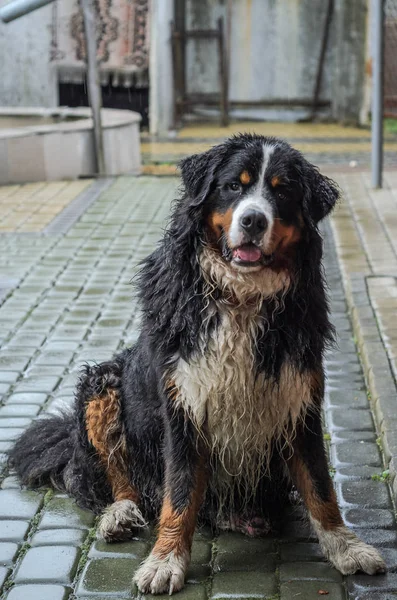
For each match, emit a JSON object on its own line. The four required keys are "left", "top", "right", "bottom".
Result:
{"left": 186, "top": 0, "right": 336, "bottom": 104}
{"left": 0, "top": 3, "right": 57, "bottom": 107}
{"left": 180, "top": 0, "right": 367, "bottom": 124}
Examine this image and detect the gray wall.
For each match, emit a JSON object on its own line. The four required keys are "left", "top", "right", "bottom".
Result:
{"left": 0, "top": 4, "right": 57, "bottom": 107}
{"left": 183, "top": 0, "right": 367, "bottom": 123}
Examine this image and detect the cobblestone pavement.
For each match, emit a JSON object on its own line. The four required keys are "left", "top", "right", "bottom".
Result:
{"left": 141, "top": 122, "right": 397, "bottom": 169}
{"left": 0, "top": 180, "right": 92, "bottom": 233}
{"left": 330, "top": 170, "right": 397, "bottom": 525}
{"left": 0, "top": 176, "right": 396, "bottom": 599}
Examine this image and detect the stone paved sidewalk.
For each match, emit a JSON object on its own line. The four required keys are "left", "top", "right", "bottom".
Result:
{"left": 0, "top": 176, "right": 396, "bottom": 599}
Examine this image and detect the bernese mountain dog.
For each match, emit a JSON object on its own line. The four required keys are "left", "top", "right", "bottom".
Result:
{"left": 10, "top": 134, "right": 386, "bottom": 595}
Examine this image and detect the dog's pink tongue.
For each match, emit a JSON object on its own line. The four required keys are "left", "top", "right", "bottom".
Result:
{"left": 235, "top": 246, "right": 262, "bottom": 262}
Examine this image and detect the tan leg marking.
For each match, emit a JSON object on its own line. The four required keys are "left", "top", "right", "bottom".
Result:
{"left": 134, "top": 461, "right": 208, "bottom": 595}
{"left": 86, "top": 391, "right": 146, "bottom": 541}
{"left": 290, "top": 454, "right": 386, "bottom": 575}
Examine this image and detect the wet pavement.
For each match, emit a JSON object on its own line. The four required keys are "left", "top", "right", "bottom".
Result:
{"left": 141, "top": 122, "right": 397, "bottom": 170}
{"left": 0, "top": 176, "right": 396, "bottom": 599}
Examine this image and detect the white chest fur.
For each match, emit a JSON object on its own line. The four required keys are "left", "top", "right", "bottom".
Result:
{"left": 172, "top": 305, "right": 314, "bottom": 483}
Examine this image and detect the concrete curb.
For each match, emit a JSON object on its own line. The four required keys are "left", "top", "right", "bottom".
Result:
{"left": 330, "top": 220, "right": 397, "bottom": 501}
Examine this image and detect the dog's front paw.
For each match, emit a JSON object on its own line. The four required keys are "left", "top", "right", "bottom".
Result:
{"left": 323, "top": 527, "right": 386, "bottom": 575}
{"left": 134, "top": 550, "right": 189, "bottom": 595}
{"left": 98, "top": 499, "right": 147, "bottom": 542}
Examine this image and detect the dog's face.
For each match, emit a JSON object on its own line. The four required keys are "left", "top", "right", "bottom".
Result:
{"left": 180, "top": 135, "right": 339, "bottom": 273}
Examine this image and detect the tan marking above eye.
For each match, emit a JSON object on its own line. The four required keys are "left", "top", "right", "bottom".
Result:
{"left": 239, "top": 170, "right": 251, "bottom": 185}
{"left": 271, "top": 176, "right": 282, "bottom": 188}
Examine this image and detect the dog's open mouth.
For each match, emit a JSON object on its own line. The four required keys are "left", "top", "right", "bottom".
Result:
{"left": 232, "top": 243, "right": 274, "bottom": 267}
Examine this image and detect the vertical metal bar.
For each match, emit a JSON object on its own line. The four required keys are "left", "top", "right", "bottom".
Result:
{"left": 81, "top": 0, "right": 106, "bottom": 175}
{"left": 218, "top": 17, "right": 229, "bottom": 127}
{"left": 372, "top": 0, "right": 385, "bottom": 188}
{"left": 311, "top": 0, "right": 334, "bottom": 119}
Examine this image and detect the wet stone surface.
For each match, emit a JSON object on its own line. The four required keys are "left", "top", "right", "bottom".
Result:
{"left": 0, "top": 177, "right": 396, "bottom": 599}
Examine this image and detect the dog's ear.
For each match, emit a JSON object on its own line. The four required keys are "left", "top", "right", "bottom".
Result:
{"left": 301, "top": 161, "right": 340, "bottom": 224}
{"left": 179, "top": 145, "right": 225, "bottom": 207}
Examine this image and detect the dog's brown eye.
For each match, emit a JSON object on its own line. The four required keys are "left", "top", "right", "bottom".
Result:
{"left": 229, "top": 182, "right": 240, "bottom": 192}
{"left": 277, "top": 191, "right": 287, "bottom": 200}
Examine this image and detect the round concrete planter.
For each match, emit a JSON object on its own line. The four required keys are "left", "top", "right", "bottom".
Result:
{"left": 0, "top": 107, "right": 141, "bottom": 184}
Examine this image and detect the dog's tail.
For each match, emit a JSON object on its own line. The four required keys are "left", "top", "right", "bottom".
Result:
{"left": 9, "top": 411, "right": 76, "bottom": 491}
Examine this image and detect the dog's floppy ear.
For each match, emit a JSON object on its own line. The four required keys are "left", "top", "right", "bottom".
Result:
{"left": 179, "top": 145, "right": 225, "bottom": 207}
{"left": 301, "top": 161, "right": 340, "bottom": 224}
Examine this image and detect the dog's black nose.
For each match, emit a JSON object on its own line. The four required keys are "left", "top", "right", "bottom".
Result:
{"left": 240, "top": 210, "right": 268, "bottom": 236}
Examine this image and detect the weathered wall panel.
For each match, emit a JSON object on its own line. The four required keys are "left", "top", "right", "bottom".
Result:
{"left": 0, "top": 5, "right": 57, "bottom": 107}
{"left": 186, "top": 0, "right": 336, "bottom": 105}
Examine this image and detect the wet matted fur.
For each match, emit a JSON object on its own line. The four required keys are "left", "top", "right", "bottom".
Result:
{"left": 9, "top": 134, "right": 386, "bottom": 595}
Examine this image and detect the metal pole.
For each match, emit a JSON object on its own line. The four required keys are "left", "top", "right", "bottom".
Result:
{"left": 371, "top": 0, "right": 385, "bottom": 189}
{"left": 0, "top": 0, "right": 53, "bottom": 23}
{"left": 81, "top": 0, "right": 106, "bottom": 175}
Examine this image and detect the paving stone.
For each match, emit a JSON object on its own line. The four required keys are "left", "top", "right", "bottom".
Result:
{"left": 0, "top": 372, "right": 22, "bottom": 384}
{"left": 7, "top": 393, "right": 47, "bottom": 405}
{"left": 280, "top": 562, "right": 343, "bottom": 582}
{"left": 0, "top": 520, "right": 30, "bottom": 542}
{"left": 38, "top": 497, "right": 95, "bottom": 530}
{"left": 1, "top": 476, "right": 21, "bottom": 489}
{"left": 0, "top": 542, "right": 19, "bottom": 565}
{"left": 6, "top": 585, "right": 71, "bottom": 600}
{"left": 214, "top": 551, "right": 278, "bottom": 573}
{"left": 279, "top": 542, "right": 324, "bottom": 562}
{"left": 31, "top": 528, "right": 88, "bottom": 547}
{"left": 15, "top": 546, "right": 80, "bottom": 584}
{"left": 88, "top": 539, "right": 147, "bottom": 559}
{"left": 343, "top": 509, "right": 395, "bottom": 530}
{"left": 280, "top": 581, "right": 345, "bottom": 600}
{"left": 76, "top": 557, "right": 139, "bottom": 596}
{"left": 334, "top": 465, "right": 380, "bottom": 481}
{"left": 0, "top": 490, "right": 42, "bottom": 519}
{"left": 354, "top": 528, "right": 397, "bottom": 547}
{"left": 377, "top": 547, "right": 397, "bottom": 572}
{"left": 327, "top": 409, "right": 374, "bottom": 431}
{"left": 347, "top": 572, "right": 397, "bottom": 595}
{"left": 216, "top": 532, "right": 276, "bottom": 554}
{"left": 332, "top": 442, "right": 381, "bottom": 467}
{"left": 0, "top": 417, "right": 32, "bottom": 428}
{"left": 0, "top": 566, "right": 10, "bottom": 589}
{"left": 0, "top": 404, "right": 41, "bottom": 417}
{"left": 352, "top": 593, "right": 397, "bottom": 600}
{"left": 14, "top": 376, "right": 60, "bottom": 393}
{"left": 338, "top": 480, "right": 391, "bottom": 508}
{"left": 0, "top": 428, "right": 26, "bottom": 442}
{"left": 211, "top": 571, "right": 277, "bottom": 599}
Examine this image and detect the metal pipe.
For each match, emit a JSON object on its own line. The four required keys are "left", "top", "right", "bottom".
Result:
{"left": 0, "top": 0, "right": 54, "bottom": 23}
{"left": 81, "top": 0, "right": 106, "bottom": 175}
{"left": 371, "top": 0, "right": 385, "bottom": 189}
{"left": 311, "top": 0, "right": 334, "bottom": 119}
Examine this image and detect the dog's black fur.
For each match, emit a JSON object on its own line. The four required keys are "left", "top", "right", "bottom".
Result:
{"left": 10, "top": 134, "right": 386, "bottom": 594}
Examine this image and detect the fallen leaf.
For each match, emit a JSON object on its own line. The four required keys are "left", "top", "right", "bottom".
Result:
{"left": 318, "top": 592, "right": 329, "bottom": 596}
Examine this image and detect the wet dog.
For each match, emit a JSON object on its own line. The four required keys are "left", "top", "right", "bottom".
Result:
{"left": 10, "top": 134, "right": 386, "bottom": 594}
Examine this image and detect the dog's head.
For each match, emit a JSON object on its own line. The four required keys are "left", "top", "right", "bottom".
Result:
{"left": 180, "top": 134, "right": 339, "bottom": 273}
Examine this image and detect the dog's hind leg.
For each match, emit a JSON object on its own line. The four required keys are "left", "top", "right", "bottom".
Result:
{"left": 85, "top": 385, "right": 147, "bottom": 542}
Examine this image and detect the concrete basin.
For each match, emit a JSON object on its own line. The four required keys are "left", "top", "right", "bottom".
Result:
{"left": 0, "top": 107, "right": 141, "bottom": 183}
